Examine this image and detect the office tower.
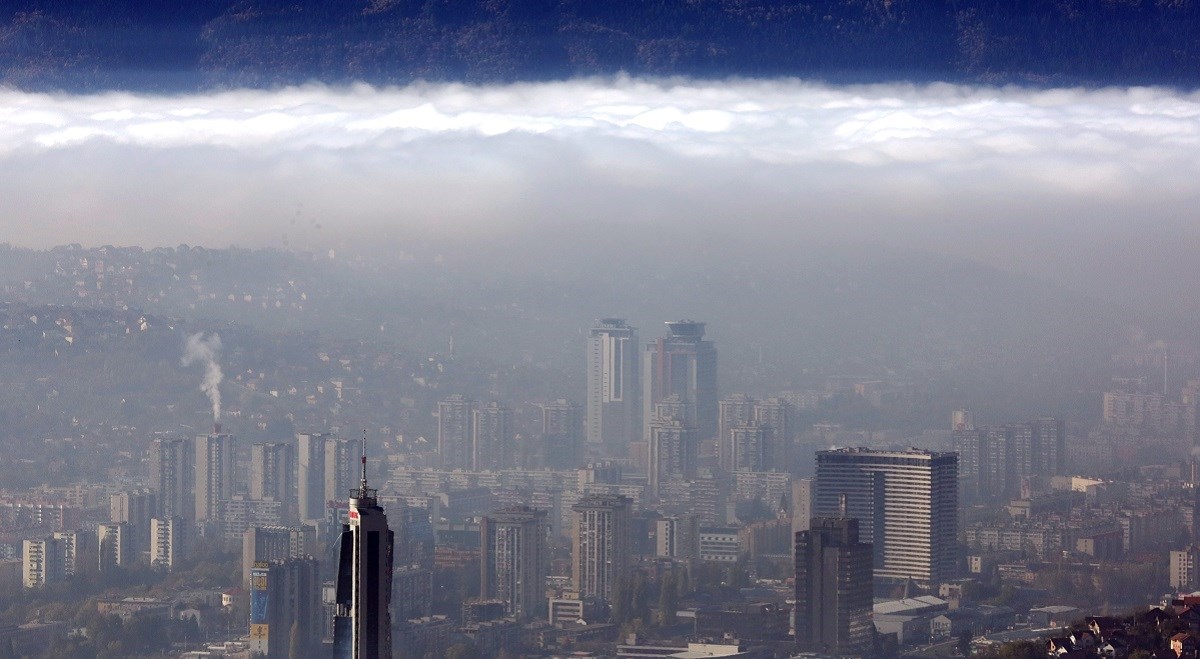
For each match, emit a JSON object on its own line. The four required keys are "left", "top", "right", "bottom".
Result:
{"left": 150, "top": 516, "right": 187, "bottom": 571}
{"left": 586, "top": 318, "right": 640, "bottom": 452}
{"left": 719, "top": 394, "right": 756, "bottom": 469}
{"left": 480, "top": 506, "right": 548, "bottom": 620}
{"left": 325, "top": 437, "right": 356, "bottom": 510}
{"left": 653, "top": 394, "right": 691, "bottom": 428}
{"left": 243, "top": 525, "right": 318, "bottom": 588}
{"left": 643, "top": 320, "right": 718, "bottom": 441}
{"left": 252, "top": 442, "right": 297, "bottom": 524}
{"left": 655, "top": 514, "right": 697, "bottom": 559}
{"left": 472, "top": 402, "right": 514, "bottom": 471}
{"left": 250, "top": 557, "right": 323, "bottom": 658}
{"left": 728, "top": 423, "right": 769, "bottom": 473}
{"left": 540, "top": 399, "right": 582, "bottom": 469}
{"left": 437, "top": 395, "right": 475, "bottom": 470}
{"left": 794, "top": 517, "right": 874, "bottom": 656}
{"left": 815, "top": 448, "right": 958, "bottom": 586}
{"left": 110, "top": 489, "right": 156, "bottom": 553}
{"left": 22, "top": 532, "right": 76, "bottom": 588}
{"left": 332, "top": 444, "right": 394, "bottom": 659}
{"left": 571, "top": 494, "right": 631, "bottom": 602}
{"left": 648, "top": 418, "right": 697, "bottom": 499}
{"left": 791, "top": 478, "right": 814, "bottom": 538}
{"left": 149, "top": 436, "right": 192, "bottom": 521}
{"left": 196, "top": 431, "right": 235, "bottom": 523}
{"left": 297, "top": 432, "right": 333, "bottom": 522}
{"left": 98, "top": 522, "right": 133, "bottom": 571}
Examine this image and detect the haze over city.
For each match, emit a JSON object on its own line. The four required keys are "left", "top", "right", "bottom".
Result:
{"left": 3, "top": 2, "right": 1200, "bottom": 658}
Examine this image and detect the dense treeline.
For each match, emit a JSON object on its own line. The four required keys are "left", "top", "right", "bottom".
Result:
{"left": 1, "top": 0, "right": 1199, "bottom": 90}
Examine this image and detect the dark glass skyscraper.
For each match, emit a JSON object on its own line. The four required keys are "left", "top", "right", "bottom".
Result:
{"left": 643, "top": 320, "right": 718, "bottom": 441}
{"left": 794, "top": 517, "right": 874, "bottom": 656}
{"left": 333, "top": 441, "right": 394, "bottom": 659}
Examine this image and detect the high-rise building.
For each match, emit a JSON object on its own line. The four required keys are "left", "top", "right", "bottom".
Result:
{"left": 586, "top": 319, "right": 640, "bottom": 452}
{"left": 325, "top": 437, "right": 357, "bottom": 511}
{"left": 571, "top": 494, "right": 631, "bottom": 603}
{"left": 643, "top": 321, "right": 718, "bottom": 441}
{"left": 480, "top": 506, "right": 548, "bottom": 620}
{"left": 110, "top": 489, "right": 156, "bottom": 553}
{"left": 250, "top": 557, "right": 323, "bottom": 659}
{"left": 727, "top": 423, "right": 770, "bottom": 473}
{"left": 149, "top": 436, "right": 192, "bottom": 521}
{"left": 719, "top": 394, "right": 756, "bottom": 470}
{"left": 656, "top": 515, "right": 697, "bottom": 559}
{"left": 794, "top": 517, "right": 874, "bottom": 656}
{"left": 22, "top": 532, "right": 76, "bottom": 588}
{"left": 815, "top": 448, "right": 958, "bottom": 586}
{"left": 648, "top": 418, "right": 697, "bottom": 499}
{"left": 754, "top": 397, "right": 791, "bottom": 466}
{"left": 540, "top": 399, "right": 582, "bottom": 469}
{"left": 332, "top": 443, "right": 394, "bottom": 659}
{"left": 98, "top": 522, "right": 133, "bottom": 571}
{"left": 472, "top": 402, "right": 514, "bottom": 471}
{"left": 150, "top": 516, "right": 187, "bottom": 571}
{"left": 437, "top": 395, "right": 475, "bottom": 470}
{"left": 1171, "top": 546, "right": 1200, "bottom": 591}
{"left": 791, "top": 478, "right": 814, "bottom": 538}
{"left": 242, "top": 525, "right": 318, "bottom": 589}
{"left": 196, "top": 431, "right": 235, "bottom": 524}
{"left": 954, "top": 418, "right": 1066, "bottom": 502}
{"left": 297, "top": 432, "right": 333, "bottom": 522}
{"left": 251, "top": 442, "right": 297, "bottom": 524}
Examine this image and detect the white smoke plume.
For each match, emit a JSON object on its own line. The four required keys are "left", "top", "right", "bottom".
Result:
{"left": 182, "top": 332, "right": 223, "bottom": 421}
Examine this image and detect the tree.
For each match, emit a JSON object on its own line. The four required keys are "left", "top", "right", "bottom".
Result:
{"left": 957, "top": 629, "right": 972, "bottom": 656}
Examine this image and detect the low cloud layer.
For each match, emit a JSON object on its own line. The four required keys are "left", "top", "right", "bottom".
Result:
{"left": 2, "top": 78, "right": 1199, "bottom": 300}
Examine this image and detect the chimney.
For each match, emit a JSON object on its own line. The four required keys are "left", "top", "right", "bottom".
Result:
{"left": 213, "top": 422, "right": 222, "bottom": 434}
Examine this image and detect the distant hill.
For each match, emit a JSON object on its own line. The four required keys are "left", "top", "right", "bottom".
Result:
{"left": 2, "top": 0, "right": 1199, "bottom": 91}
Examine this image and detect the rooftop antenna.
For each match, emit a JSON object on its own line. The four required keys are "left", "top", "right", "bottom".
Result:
{"left": 360, "top": 428, "right": 369, "bottom": 492}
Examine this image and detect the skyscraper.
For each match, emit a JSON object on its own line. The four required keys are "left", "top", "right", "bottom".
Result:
{"left": 325, "top": 437, "right": 357, "bottom": 511}
{"left": 572, "top": 494, "right": 631, "bottom": 603}
{"left": 540, "top": 399, "right": 582, "bottom": 469}
{"left": 242, "top": 525, "right": 317, "bottom": 589}
{"left": 150, "top": 516, "right": 187, "bottom": 571}
{"left": 297, "top": 431, "right": 333, "bottom": 522}
{"left": 249, "top": 557, "right": 323, "bottom": 659}
{"left": 718, "top": 394, "right": 756, "bottom": 470}
{"left": 472, "top": 402, "right": 514, "bottom": 471}
{"left": 954, "top": 417, "right": 1066, "bottom": 502}
{"left": 196, "top": 430, "right": 234, "bottom": 524}
{"left": 110, "top": 489, "right": 156, "bottom": 553}
{"left": 480, "top": 506, "right": 548, "bottom": 620}
{"left": 149, "top": 436, "right": 192, "bottom": 521}
{"left": 251, "top": 442, "right": 297, "bottom": 524}
{"left": 97, "top": 522, "right": 133, "bottom": 571}
{"left": 333, "top": 441, "right": 394, "bottom": 659}
{"left": 815, "top": 448, "right": 958, "bottom": 586}
{"left": 648, "top": 418, "right": 697, "bottom": 500}
{"left": 754, "top": 397, "right": 791, "bottom": 466}
{"left": 794, "top": 517, "right": 874, "bottom": 656}
{"left": 643, "top": 321, "right": 718, "bottom": 441}
{"left": 437, "top": 395, "right": 475, "bottom": 470}
{"left": 586, "top": 319, "right": 640, "bottom": 452}
{"left": 727, "top": 423, "right": 769, "bottom": 473}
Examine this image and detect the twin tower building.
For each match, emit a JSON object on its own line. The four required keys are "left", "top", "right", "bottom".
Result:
{"left": 587, "top": 318, "right": 718, "bottom": 454}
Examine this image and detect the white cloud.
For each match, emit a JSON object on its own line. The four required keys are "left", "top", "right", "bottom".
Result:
{"left": 1, "top": 77, "right": 1199, "bottom": 301}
